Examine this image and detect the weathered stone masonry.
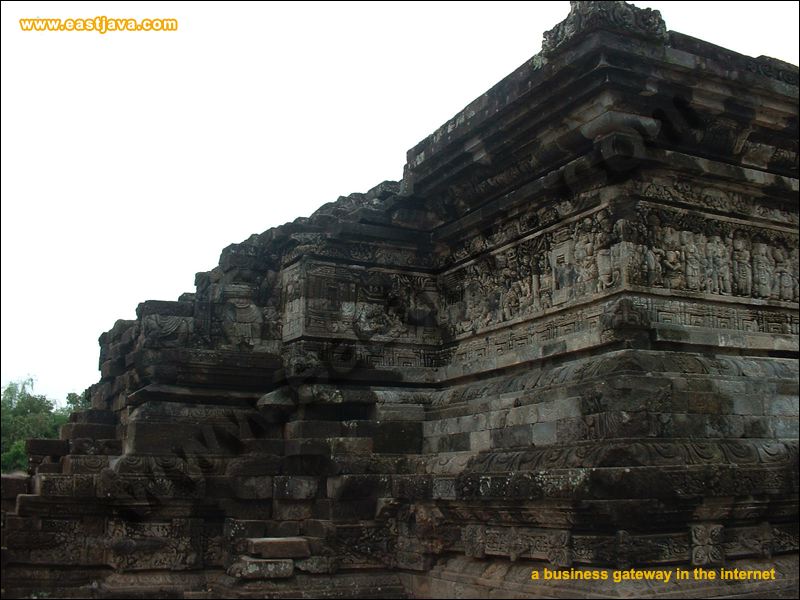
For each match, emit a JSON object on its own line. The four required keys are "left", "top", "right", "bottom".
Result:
{"left": 2, "top": 2, "right": 798, "bottom": 598}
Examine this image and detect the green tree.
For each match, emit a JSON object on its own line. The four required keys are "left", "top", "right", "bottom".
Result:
{"left": 65, "top": 390, "right": 91, "bottom": 411}
{"left": 1, "top": 440, "right": 27, "bottom": 472}
{"left": 1, "top": 378, "right": 86, "bottom": 473}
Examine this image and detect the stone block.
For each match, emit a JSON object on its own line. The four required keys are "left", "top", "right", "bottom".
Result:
{"left": 432, "top": 478, "right": 457, "bottom": 500}
{"left": 505, "top": 404, "right": 539, "bottom": 426}
{"left": 295, "top": 556, "right": 338, "bottom": 574}
{"left": 273, "top": 500, "right": 314, "bottom": 521}
{"left": 732, "top": 396, "right": 763, "bottom": 416}
{"left": 768, "top": 396, "right": 798, "bottom": 416}
{"left": 226, "top": 557, "right": 293, "bottom": 579}
{"left": 265, "top": 521, "right": 301, "bottom": 537}
{"left": 1, "top": 475, "right": 29, "bottom": 498}
{"left": 328, "top": 475, "right": 392, "bottom": 500}
{"left": 436, "top": 432, "right": 470, "bottom": 452}
{"left": 373, "top": 422, "right": 422, "bottom": 453}
{"left": 470, "top": 430, "right": 491, "bottom": 452}
{"left": 742, "top": 416, "right": 774, "bottom": 438}
{"left": 491, "top": 424, "right": 532, "bottom": 448}
{"left": 69, "top": 409, "right": 116, "bottom": 425}
{"left": 224, "top": 519, "right": 267, "bottom": 539}
{"left": 35, "top": 462, "right": 62, "bottom": 474}
{"left": 284, "top": 420, "right": 342, "bottom": 439}
{"left": 25, "top": 439, "right": 69, "bottom": 457}
{"left": 225, "top": 454, "right": 282, "bottom": 476}
{"left": 532, "top": 421, "right": 557, "bottom": 445}
{"left": 233, "top": 476, "right": 273, "bottom": 500}
{"left": 772, "top": 416, "right": 799, "bottom": 438}
{"left": 69, "top": 438, "right": 123, "bottom": 456}
{"left": 273, "top": 476, "right": 318, "bottom": 500}
{"left": 246, "top": 537, "right": 310, "bottom": 559}
{"left": 375, "top": 403, "right": 424, "bottom": 421}
{"left": 328, "top": 437, "right": 373, "bottom": 454}
{"left": 284, "top": 439, "right": 330, "bottom": 457}
{"left": 302, "top": 519, "right": 335, "bottom": 539}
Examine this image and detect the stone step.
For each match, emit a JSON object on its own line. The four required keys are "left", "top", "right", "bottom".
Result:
{"left": 25, "top": 439, "right": 69, "bottom": 457}
{"left": 68, "top": 409, "right": 116, "bottom": 425}
{"left": 245, "top": 537, "right": 310, "bottom": 559}
{"left": 1, "top": 474, "right": 29, "bottom": 499}
{"left": 59, "top": 423, "right": 116, "bottom": 441}
{"left": 35, "top": 462, "right": 62, "bottom": 474}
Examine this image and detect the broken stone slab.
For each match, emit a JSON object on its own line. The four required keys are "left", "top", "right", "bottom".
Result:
{"left": 246, "top": 537, "right": 311, "bottom": 559}
{"left": 257, "top": 388, "right": 295, "bottom": 412}
{"left": 226, "top": 556, "right": 294, "bottom": 579}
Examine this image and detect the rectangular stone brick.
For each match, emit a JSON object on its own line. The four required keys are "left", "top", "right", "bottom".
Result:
{"left": 772, "top": 416, "right": 799, "bottom": 438}
{"left": 273, "top": 476, "right": 318, "bottom": 500}
{"left": 25, "top": 439, "right": 69, "bottom": 457}
{"left": 768, "top": 396, "right": 798, "bottom": 416}
{"left": 327, "top": 475, "right": 391, "bottom": 500}
{"left": 375, "top": 403, "right": 424, "bottom": 421}
{"left": 233, "top": 476, "right": 273, "bottom": 500}
{"left": 246, "top": 537, "right": 310, "bottom": 559}
{"left": 532, "top": 421, "right": 557, "bottom": 445}
{"left": 432, "top": 478, "right": 456, "bottom": 500}
{"left": 732, "top": 397, "right": 762, "bottom": 416}
{"left": 284, "top": 420, "right": 342, "bottom": 439}
{"left": 506, "top": 404, "right": 538, "bottom": 426}
{"left": 470, "top": 430, "right": 491, "bottom": 452}
{"left": 742, "top": 416, "right": 773, "bottom": 438}
{"left": 265, "top": 521, "right": 301, "bottom": 537}
{"left": 437, "top": 432, "right": 470, "bottom": 452}
{"left": 491, "top": 425, "right": 532, "bottom": 448}
{"left": 69, "top": 409, "right": 116, "bottom": 425}
{"left": 224, "top": 519, "right": 267, "bottom": 539}
{"left": 273, "top": 500, "right": 313, "bottom": 521}
{"left": 373, "top": 422, "right": 422, "bottom": 453}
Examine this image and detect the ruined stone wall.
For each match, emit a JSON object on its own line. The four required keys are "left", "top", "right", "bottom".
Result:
{"left": 2, "top": 2, "right": 797, "bottom": 598}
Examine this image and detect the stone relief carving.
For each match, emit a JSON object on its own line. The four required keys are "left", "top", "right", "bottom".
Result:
{"left": 630, "top": 206, "right": 798, "bottom": 303}
{"left": 541, "top": 1, "right": 668, "bottom": 57}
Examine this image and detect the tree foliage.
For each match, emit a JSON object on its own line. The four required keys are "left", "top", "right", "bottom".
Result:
{"left": 1, "top": 378, "right": 88, "bottom": 472}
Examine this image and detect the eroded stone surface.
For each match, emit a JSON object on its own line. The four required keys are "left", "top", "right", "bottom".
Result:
{"left": 1, "top": 2, "right": 797, "bottom": 598}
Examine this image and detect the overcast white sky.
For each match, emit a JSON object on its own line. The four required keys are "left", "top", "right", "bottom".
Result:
{"left": 1, "top": 1, "right": 798, "bottom": 403}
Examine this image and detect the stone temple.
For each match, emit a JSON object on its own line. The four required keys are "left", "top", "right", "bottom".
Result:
{"left": 2, "top": 2, "right": 798, "bottom": 598}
